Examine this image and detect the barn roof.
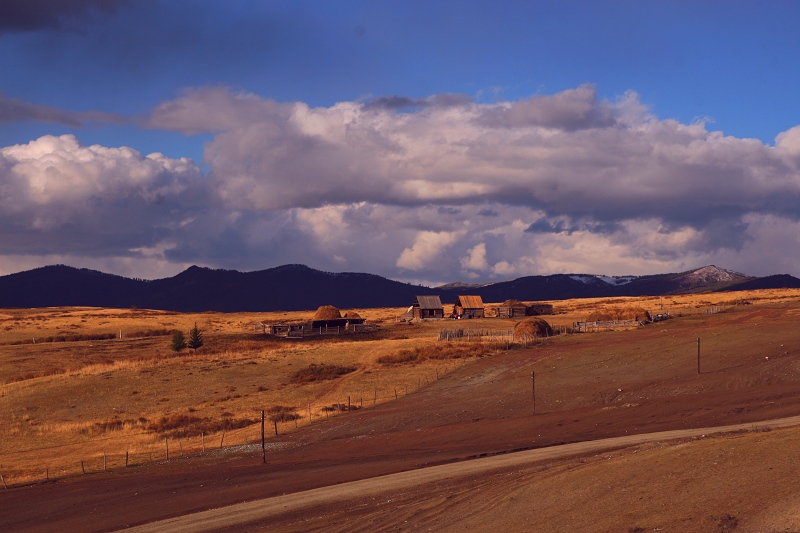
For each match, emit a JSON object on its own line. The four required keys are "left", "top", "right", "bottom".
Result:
{"left": 500, "top": 299, "right": 526, "bottom": 308}
{"left": 456, "top": 295, "right": 484, "bottom": 309}
{"left": 415, "top": 295, "right": 443, "bottom": 310}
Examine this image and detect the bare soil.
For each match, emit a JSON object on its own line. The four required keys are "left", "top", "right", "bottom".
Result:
{"left": 4, "top": 297, "right": 800, "bottom": 531}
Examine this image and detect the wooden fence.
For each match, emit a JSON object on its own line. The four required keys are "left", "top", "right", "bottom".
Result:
{"left": 572, "top": 319, "right": 642, "bottom": 333}
{"left": 437, "top": 328, "right": 514, "bottom": 342}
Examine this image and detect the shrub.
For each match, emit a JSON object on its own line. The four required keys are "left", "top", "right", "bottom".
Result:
{"left": 289, "top": 363, "right": 357, "bottom": 384}
{"left": 266, "top": 405, "right": 300, "bottom": 423}
{"left": 377, "top": 343, "right": 496, "bottom": 366}
{"left": 147, "top": 412, "right": 256, "bottom": 438}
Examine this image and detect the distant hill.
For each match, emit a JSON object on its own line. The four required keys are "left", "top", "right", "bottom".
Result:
{"left": 715, "top": 274, "right": 800, "bottom": 292}
{"left": 0, "top": 263, "right": 793, "bottom": 312}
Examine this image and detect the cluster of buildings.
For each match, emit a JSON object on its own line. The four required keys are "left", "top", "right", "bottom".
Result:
{"left": 401, "top": 295, "right": 553, "bottom": 321}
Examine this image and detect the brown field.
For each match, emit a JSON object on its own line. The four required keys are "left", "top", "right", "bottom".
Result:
{"left": 3, "top": 288, "right": 800, "bottom": 532}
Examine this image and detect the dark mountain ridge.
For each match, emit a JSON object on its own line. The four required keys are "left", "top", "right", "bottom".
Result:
{"left": 0, "top": 263, "right": 795, "bottom": 312}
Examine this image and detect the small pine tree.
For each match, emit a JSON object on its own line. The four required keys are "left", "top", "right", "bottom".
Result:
{"left": 170, "top": 330, "right": 187, "bottom": 352}
{"left": 187, "top": 322, "right": 204, "bottom": 351}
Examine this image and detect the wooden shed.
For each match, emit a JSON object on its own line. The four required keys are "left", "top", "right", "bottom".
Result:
{"left": 412, "top": 295, "right": 444, "bottom": 319}
{"left": 453, "top": 295, "right": 485, "bottom": 318}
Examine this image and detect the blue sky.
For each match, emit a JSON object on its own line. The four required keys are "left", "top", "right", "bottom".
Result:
{"left": 2, "top": 0, "right": 800, "bottom": 283}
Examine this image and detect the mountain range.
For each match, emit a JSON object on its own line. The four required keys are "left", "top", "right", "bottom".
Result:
{"left": 0, "top": 264, "right": 798, "bottom": 312}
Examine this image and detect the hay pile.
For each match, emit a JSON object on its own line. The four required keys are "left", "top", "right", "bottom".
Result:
{"left": 585, "top": 306, "right": 651, "bottom": 323}
{"left": 513, "top": 317, "right": 553, "bottom": 339}
{"left": 313, "top": 305, "right": 342, "bottom": 321}
{"left": 502, "top": 299, "right": 526, "bottom": 307}
{"left": 343, "top": 311, "right": 361, "bottom": 319}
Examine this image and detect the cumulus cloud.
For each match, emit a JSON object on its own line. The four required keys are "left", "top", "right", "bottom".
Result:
{"left": 397, "top": 230, "right": 463, "bottom": 271}
{"left": 145, "top": 85, "right": 800, "bottom": 240}
{"left": 0, "top": 134, "right": 202, "bottom": 256}
{"left": 6, "top": 85, "right": 800, "bottom": 282}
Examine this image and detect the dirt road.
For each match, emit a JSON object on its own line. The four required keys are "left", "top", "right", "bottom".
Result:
{"left": 121, "top": 415, "right": 800, "bottom": 532}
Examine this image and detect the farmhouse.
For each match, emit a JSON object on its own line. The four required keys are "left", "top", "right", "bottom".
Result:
{"left": 411, "top": 295, "right": 445, "bottom": 319}
{"left": 453, "top": 295, "right": 485, "bottom": 318}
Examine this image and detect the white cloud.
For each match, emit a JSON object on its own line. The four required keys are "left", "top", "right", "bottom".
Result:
{"left": 0, "top": 134, "right": 203, "bottom": 260}
{"left": 460, "top": 242, "right": 490, "bottom": 272}
{"left": 397, "top": 230, "right": 462, "bottom": 271}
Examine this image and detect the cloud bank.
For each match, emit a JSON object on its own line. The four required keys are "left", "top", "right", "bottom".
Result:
{"left": 3, "top": 85, "right": 800, "bottom": 282}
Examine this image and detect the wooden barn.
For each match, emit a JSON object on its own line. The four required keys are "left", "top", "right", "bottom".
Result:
{"left": 527, "top": 303, "right": 554, "bottom": 315}
{"left": 491, "top": 299, "right": 528, "bottom": 318}
{"left": 453, "top": 295, "right": 485, "bottom": 318}
{"left": 411, "top": 295, "right": 444, "bottom": 319}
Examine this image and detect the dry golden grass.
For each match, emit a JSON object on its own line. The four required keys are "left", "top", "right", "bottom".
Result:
{"left": 0, "top": 306, "right": 498, "bottom": 484}
{"left": 2, "top": 287, "right": 799, "bottom": 485}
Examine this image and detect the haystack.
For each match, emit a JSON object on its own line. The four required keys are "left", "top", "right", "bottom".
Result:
{"left": 343, "top": 311, "right": 361, "bottom": 319}
{"left": 513, "top": 317, "right": 553, "bottom": 339}
{"left": 585, "top": 306, "right": 651, "bottom": 323}
{"left": 313, "top": 305, "right": 342, "bottom": 321}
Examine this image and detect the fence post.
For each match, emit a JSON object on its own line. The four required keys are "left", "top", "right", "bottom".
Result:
{"left": 348, "top": 396, "right": 351, "bottom": 412}
{"left": 1, "top": 473, "right": 7, "bottom": 489}
{"left": 202, "top": 432, "right": 205, "bottom": 453}
{"left": 220, "top": 432, "right": 225, "bottom": 449}
{"left": 103, "top": 452, "right": 107, "bottom": 471}
{"left": 308, "top": 403, "right": 312, "bottom": 424}
{"left": 697, "top": 338, "right": 701, "bottom": 374}
{"left": 125, "top": 450, "right": 129, "bottom": 467}
{"left": 261, "top": 410, "right": 266, "bottom": 464}
{"left": 81, "top": 460, "right": 85, "bottom": 474}
{"left": 165, "top": 438, "right": 169, "bottom": 461}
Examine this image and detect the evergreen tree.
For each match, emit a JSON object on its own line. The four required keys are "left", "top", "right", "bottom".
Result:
{"left": 170, "top": 330, "right": 187, "bottom": 352}
{"left": 188, "top": 322, "right": 204, "bottom": 351}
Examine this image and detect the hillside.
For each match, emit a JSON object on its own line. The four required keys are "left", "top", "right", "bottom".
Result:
{"left": 0, "top": 263, "right": 796, "bottom": 311}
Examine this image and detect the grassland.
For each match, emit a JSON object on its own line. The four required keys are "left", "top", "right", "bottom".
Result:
{"left": 2, "top": 289, "right": 799, "bottom": 488}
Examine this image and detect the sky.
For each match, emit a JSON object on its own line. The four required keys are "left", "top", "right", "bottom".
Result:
{"left": 1, "top": 0, "right": 800, "bottom": 285}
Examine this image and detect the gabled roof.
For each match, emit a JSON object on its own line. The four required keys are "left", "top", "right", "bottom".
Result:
{"left": 414, "top": 295, "right": 443, "bottom": 310}
{"left": 455, "top": 295, "right": 484, "bottom": 309}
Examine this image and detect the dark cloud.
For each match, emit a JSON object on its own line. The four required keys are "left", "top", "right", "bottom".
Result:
{"left": 0, "top": 0, "right": 123, "bottom": 33}
{"left": 0, "top": 95, "right": 125, "bottom": 125}
{"left": 437, "top": 206, "right": 461, "bottom": 215}
{"left": 526, "top": 218, "right": 621, "bottom": 235}
{"left": 363, "top": 93, "right": 471, "bottom": 111}
{"left": 478, "top": 84, "right": 618, "bottom": 131}
{"left": 478, "top": 208, "right": 498, "bottom": 217}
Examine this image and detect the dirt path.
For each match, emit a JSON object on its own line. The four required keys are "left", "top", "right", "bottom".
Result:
{"left": 121, "top": 415, "right": 800, "bottom": 532}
